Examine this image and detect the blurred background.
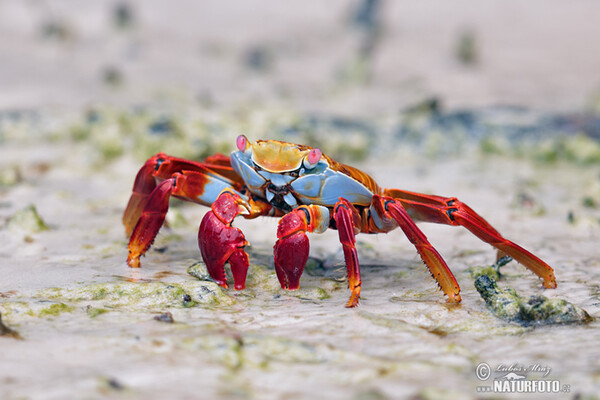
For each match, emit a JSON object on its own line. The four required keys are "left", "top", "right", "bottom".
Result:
{"left": 2, "top": 0, "right": 600, "bottom": 113}
{"left": 2, "top": 0, "right": 600, "bottom": 165}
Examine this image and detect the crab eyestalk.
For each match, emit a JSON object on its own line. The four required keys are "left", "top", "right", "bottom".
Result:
{"left": 236, "top": 134, "right": 251, "bottom": 152}
{"left": 303, "top": 148, "right": 322, "bottom": 169}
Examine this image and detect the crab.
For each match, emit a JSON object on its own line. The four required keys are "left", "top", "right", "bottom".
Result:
{"left": 123, "top": 135, "right": 557, "bottom": 307}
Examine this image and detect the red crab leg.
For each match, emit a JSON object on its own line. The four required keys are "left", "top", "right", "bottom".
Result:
{"left": 204, "top": 153, "right": 234, "bottom": 167}
{"left": 333, "top": 199, "right": 363, "bottom": 308}
{"left": 273, "top": 205, "right": 329, "bottom": 291}
{"left": 123, "top": 153, "right": 242, "bottom": 236}
{"left": 127, "top": 168, "right": 246, "bottom": 268}
{"left": 123, "top": 157, "right": 159, "bottom": 237}
{"left": 385, "top": 189, "right": 557, "bottom": 289}
{"left": 372, "top": 195, "right": 462, "bottom": 302}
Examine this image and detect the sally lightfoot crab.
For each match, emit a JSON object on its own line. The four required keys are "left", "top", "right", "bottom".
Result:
{"left": 123, "top": 136, "right": 556, "bottom": 307}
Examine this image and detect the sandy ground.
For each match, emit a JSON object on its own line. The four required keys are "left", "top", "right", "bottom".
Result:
{"left": 1, "top": 1, "right": 600, "bottom": 400}
{"left": 1, "top": 138, "right": 599, "bottom": 399}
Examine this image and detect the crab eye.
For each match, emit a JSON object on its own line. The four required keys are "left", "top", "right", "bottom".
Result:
{"left": 236, "top": 135, "right": 249, "bottom": 152}
{"left": 303, "top": 148, "right": 322, "bottom": 169}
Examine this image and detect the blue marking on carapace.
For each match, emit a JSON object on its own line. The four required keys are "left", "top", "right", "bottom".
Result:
{"left": 230, "top": 149, "right": 373, "bottom": 208}
{"left": 230, "top": 151, "right": 266, "bottom": 197}
{"left": 291, "top": 168, "right": 373, "bottom": 206}
{"left": 195, "top": 176, "right": 241, "bottom": 206}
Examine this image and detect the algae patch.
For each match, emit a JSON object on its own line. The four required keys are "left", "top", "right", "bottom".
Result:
{"left": 473, "top": 273, "right": 592, "bottom": 326}
{"left": 188, "top": 261, "right": 338, "bottom": 304}
{"left": 36, "top": 280, "right": 234, "bottom": 312}
{"left": 1, "top": 280, "right": 234, "bottom": 324}
{"left": 187, "top": 262, "right": 214, "bottom": 283}
{"left": 86, "top": 307, "right": 108, "bottom": 318}
{"left": 6, "top": 205, "right": 50, "bottom": 233}
{"left": 38, "top": 302, "right": 74, "bottom": 317}
{"left": 188, "top": 261, "right": 280, "bottom": 293}
{"left": 180, "top": 334, "right": 338, "bottom": 371}
{"left": 468, "top": 256, "right": 512, "bottom": 282}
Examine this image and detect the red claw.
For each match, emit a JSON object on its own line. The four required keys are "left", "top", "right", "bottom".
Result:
{"left": 198, "top": 191, "right": 249, "bottom": 289}
{"left": 123, "top": 157, "right": 160, "bottom": 237}
{"left": 273, "top": 209, "right": 313, "bottom": 290}
{"left": 274, "top": 232, "right": 309, "bottom": 290}
{"left": 127, "top": 178, "right": 175, "bottom": 268}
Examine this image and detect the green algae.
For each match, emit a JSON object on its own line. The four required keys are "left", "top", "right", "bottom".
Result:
{"left": 479, "top": 132, "right": 600, "bottom": 167}
{"left": 0, "top": 279, "right": 235, "bottom": 323}
{"left": 188, "top": 261, "right": 337, "bottom": 304}
{"left": 37, "top": 280, "right": 234, "bottom": 311}
{"left": 304, "top": 257, "right": 326, "bottom": 276}
{"left": 468, "top": 255, "right": 513, "bottom": 281}
{"left": 582, "top": 196, "right": 597, "bottom": 208}
{"left": 525, "top": 134, "right": 600, "bottom": 166}
{"left": 188, "top": 261, "right": 280, "bottom": 292}
{"left": 473, "top": 274, "right": 592, "bottom": 326}
{"left": 187, "top": 262, "right": 214, "bottom": 283}
{"left": 288, "top": 285, "right": 335, "bottom": 302}
{"left": 181, "top": 334, "right": 338, "bottom": 371}
{"left": 315, "top": 287, "right": 331, "bottom": 300}
{"left": 468, "top": 264, "right": 500, "bottom": 281}
{"left": 86, "top": 307, "right": 108, "bottom": 318}
{"left": 179, "top": 281, "right": 234, "bottom": 306}
{"left": 0, "top": 301, "right": 36, "bottom": 318}
{"left": 6, "top": 205, "right": 50, "bottom": 233}
{"left": 38, "top": 302, "right": 74, "bottom": 317}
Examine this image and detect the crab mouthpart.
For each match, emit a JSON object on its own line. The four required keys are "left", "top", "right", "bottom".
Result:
{"left": 265, "top": 184, "right": 297, "bottom": 212}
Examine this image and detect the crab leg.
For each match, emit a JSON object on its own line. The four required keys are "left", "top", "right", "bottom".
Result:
{"left": 384, "top": 189, "right": 557, "bottom": 289}
{"left": 371, "top": 195, "right": 462, "bottom": 302}
{"left": 333, "top": 199, "right": 363, "bottom": 308}
{"left": 273, "top": 205, "right": 330, "bottom": 290}
{"left": 126, "top": 169, "right": 242, "bottom": 268}
{"left": 123, "top": 157, "right": 159, "bottom": 237}
{"left": 123, "top": 153, "right": 242, "bottom": 236}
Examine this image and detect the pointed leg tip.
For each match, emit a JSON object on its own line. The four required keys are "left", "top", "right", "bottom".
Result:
{"left": 543, "top": 279, "right": 557, "bottom": 289}
{"left": 345, "top": 287, "right": 361, "bottom": 308}
{"left": 216, "top": 281, "right": 229, "bottom": 289}
{"left": 234, "top": 283, "right": 245, "bottom": 290}
{"left": 345, "top": 299, "right": 359, "bottom": 308}
{"left": 446, "top": 293, "right": 462, "bottom": 303}
{"left": 127, "top": 255, "right": 141, "bottom": 268}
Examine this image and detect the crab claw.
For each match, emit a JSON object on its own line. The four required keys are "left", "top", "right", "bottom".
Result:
{"left": 273, "top": 231, "right": 309, "bottom": 290}
{"left": 198, "top": 191, "right": 250, "bottom": 289}
{"left": 273, "top": 208, "right": 318, "bottom": 290}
